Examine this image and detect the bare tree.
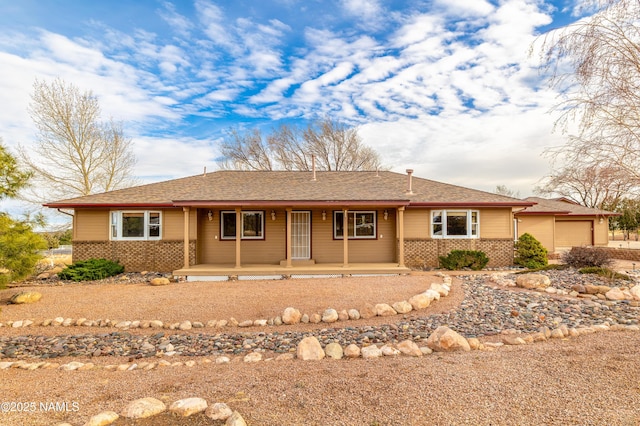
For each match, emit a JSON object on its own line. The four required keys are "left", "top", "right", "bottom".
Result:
{"left": 535, "top": 164, "right": 632, "bottom": 209}
{"left": 495, "top": 185, "right": 520, "bottom": 199}
{"left": 19, "top": 78, "right": 137, "bottom": 202}
{"left": 537, "top": 0, "right": 640, "bottom": 184}
{"left": 219, "top": 118, "right": 383, "bottom": 171}
{"left": 219, "top": 129, "right": 273, "bottom": 171}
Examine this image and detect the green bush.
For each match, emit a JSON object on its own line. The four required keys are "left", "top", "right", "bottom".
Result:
{"left": 58, "top": 258, "right": 124, "bottom": 281}
{"left": 514, "top": 233, "right": 548, "bottom": 269}
{"left": 439, "top": 250, "right": 489, "bottom": 271}
{"left": 578, "top": 266, "right": 630, "bottom": 280}
{"left": 0, "top": 214, "right": 47, "bottom": 288}
{"left": 562, "top": 246, "right": 612, "bottom": 268}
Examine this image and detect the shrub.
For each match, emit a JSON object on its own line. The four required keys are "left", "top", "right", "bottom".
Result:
{"left": 58, "top": 258, "right": 124, "bottom": 281}
{"left": 439, "top": 250, "right": 489, "bottom": 271}
{"left": 578, "top": 266, "right": 631, "bottom": 281}
{"left": 0, "top": 214, "right": 47, "bottom": 288}
{"left": 562, "top": 246, "right": 612, "bottom": 268}
{"left": 514, "top": 233, "right": 548, "bottom": 269}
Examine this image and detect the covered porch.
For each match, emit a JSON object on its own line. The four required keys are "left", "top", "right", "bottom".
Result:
{"left": 173, "top": 262, "right": 412, "bottom": 281}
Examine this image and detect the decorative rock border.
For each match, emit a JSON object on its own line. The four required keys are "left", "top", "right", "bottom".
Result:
{"left": 490, "top": 272, "right": 640, "bottom": 303}
{"left": 1, "top": 275, "right": 454, "bottom": 331}
{"left": 52, "top": 397, "right": 246, "bottom": 426}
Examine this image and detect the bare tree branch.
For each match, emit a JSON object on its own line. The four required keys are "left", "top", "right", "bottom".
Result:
{"left": 19, "top": 78, "right": 138, "bottom": 203}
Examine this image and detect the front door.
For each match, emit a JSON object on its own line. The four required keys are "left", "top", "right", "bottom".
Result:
{"left": 291, "top": 211, "right": 311, "bottom": 260}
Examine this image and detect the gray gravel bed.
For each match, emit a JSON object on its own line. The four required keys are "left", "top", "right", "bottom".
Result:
{"left": 1, "top": 271, "right": 638, "bottom": 360}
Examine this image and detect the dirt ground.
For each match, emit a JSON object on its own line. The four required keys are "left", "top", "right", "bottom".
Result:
{"left": 0, "top": 272, "right": 639, "bottom": 425}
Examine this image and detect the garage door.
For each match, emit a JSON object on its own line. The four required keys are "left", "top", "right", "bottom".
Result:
{"left": 556, "top": 221, "right": 592, "bottom": 247}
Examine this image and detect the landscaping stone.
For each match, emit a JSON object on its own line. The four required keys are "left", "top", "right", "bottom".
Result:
{"left": 169, "top": 397, "right": 208, "bottom": 416}
{"left": 426, "top": 326, "right": 471, "bottom": 352}
{"left": 325, "top": 342, "right": 344, "bottom": 359}
{"left": 515, "top": 273, "right": 551, "bottom": 290}
{"left": 206, "top": 402, "right": 233, "bottom": 421}
{"left": 344, "top": 344, "right": 361, "bottom": 358}
{"left": 408, "top": 293, "right": 430, "bottom": 310}
{"left": 149, "top": 277, "right": 170, "bottom": 286}
{"left": 297, "top": 336, "right": 325, "bottom": 360}
{"left": 322, "top": 308, "right": 338, "bottom": 323}
{"left": 121, "top": 397, "right": 166, "bottom": 419}
{"left": 10, "top": 291, "right": 42, "bottom": 304}
{"left": 392, "top": 301, "right": 412, "bottom": 314}
{"left": 226, "top": 411, "right": 247, "bottom": 426}
{"left": 397, "top": 339, "right": 422, "bottom": 357}
{"left": 83, "top": 411, "right": 119, "bottom": 426}
{"left": 282, "top": 307, "right": 302, "bottom": 325}
{"left": 375, "top": 303, "right": 397, "bottom": 317}
{"left": 361, "top": 345, "right": 383, "bottom": 359}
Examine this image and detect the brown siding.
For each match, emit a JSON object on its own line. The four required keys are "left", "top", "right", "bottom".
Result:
{"left": 594, "top": 218, "right": 609, "bottom": 246}
{"left": 479, "top": 208, "right": 513, "bottom": 239}
{"left": 164, "top": 208, "right": 197, "bottom": 240}
{"left": 75, "top": 209, "right": 109, "bottom": 241}
{"left": 404, "top": 209, "right": 428, "bottom": 239}
{"left": 517, "top": 215, "right": 555, "bottom": 253}
{"left": 312, "top": 209, "right": 396, "bottom": 263}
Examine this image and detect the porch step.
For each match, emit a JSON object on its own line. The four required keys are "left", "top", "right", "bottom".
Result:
{"left": 279, "top": 259, "right": 316, "bottom": 267}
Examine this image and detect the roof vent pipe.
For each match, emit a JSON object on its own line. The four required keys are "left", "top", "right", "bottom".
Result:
{"left": 406, "top": 169, "right": 414, "bottom": 194}
{"left": 312, "top": 155, "right": 317, "bottom": 181}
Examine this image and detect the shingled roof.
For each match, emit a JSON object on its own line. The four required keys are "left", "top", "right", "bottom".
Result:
{"left": 44, "top": 171, "right": 534, "bottom": 208}
{"left": 517, "top": 197, "right": 619, "bottom": 216}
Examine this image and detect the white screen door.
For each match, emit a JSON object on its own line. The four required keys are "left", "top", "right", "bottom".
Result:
{"left": 291, "top": 211, "right": 311, "bottom": 260}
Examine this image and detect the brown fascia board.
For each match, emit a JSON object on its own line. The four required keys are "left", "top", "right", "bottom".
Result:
{"left": 172, "top": 200, "right": 410, "bottom": 208}
{"left": 515, "top": 210, "right": 572, "bottom": 216}
{"left": 407, "top": 201, "right": 535, "bottom": 208}
{"left": 43, "top": 202, "right": 175, "bottom": 209}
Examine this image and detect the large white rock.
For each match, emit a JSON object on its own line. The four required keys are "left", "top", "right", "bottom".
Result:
{"left": 361, "top": 345, "right": 383, "bottom": 359}
{"left": 344, "top": 344, "right": 361, "bottom": 358}
{"left": 297, "top": 336, "right": 325, "bottom": 360}
{"left": 605, "top": 287, "right": 627, "bottom": 301}
{"left": 375, "top": 303, "right": 397, "bottom": 317}
{"left": 392, "top": 301, "right": 413, "bottom": 314}
{"left": 206, "top": 402, "right": 233, "bottom": 420}
{"left": 282, "top": 307, "right": 302, "bottom": 325}
{"left": 83, "top": 411, "right": 119, "bottom": 426}
{"left": 381, "top": 344, "right": 401, "bottom": 356}
{"left": 325, "top": 342, "right": 344, "bottom": 359}
{"left": 169, "top": 397, "right": 208, "bottom": 417}
{"left": 321, "top": 309, "right": 339, "bottom": 323}
{"left": 424, "top": 289, "right": 440, "bottom": 301}
{"left": 121, "top": 397, "right": 166, "bottom": 419}
{"left": 515, "top": 273, "right": 551, "bottom": 290}
{"left": 397, "top": 339, "right": 423, "bottom": 357}
{"left": 408, "top": 293, "right": 431, "bottom": 310}
{"left": 243, "top": 352, "right": 263, "bottom": 363}
{"left": 426, "top": 326, "right": 471, "bottom": 352}
{"left": 630, "top": 285, "right": 640, "bottom": 301}
{"left": 430, "top": 283, "right": 450, "bottom": 297}
{"left": 226, "top": 411, "right": 248, "bottom": 426}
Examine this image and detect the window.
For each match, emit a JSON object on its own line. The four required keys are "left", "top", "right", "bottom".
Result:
{"left": 334, "top": 211, "right": 376, "bottom": 239}
{"left": 110, "top": 211, "right": 162, "bottom": 240}
{"left": 431, "top": 210, "right": 478, "bottom": 238}
{"left": 221, "top": 211, "right": 264, "bottom": 240}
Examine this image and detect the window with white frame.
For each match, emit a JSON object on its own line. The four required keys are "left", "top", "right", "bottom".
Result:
{"left": 220, "top": 211, "right": 264, "bottom": 240}
{"left": 334, "top": 211, "right": 376, "bottom": 239}
{"left": 431, "top": 210, "right": 478, "bottom": 238}
{"left": 110, "top": 211, "right": 161, "bottom": 240}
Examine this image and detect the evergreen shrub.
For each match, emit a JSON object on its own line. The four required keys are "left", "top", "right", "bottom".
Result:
{"left": 58, "top": 258, "right": 124, "bottom": 281}
{"left": 439, "top": 250, "right": 489, "bottom": 271}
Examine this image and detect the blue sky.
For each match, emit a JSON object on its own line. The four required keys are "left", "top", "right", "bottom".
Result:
{"left": 0, "top": 0, "right": 588, "bottom": 215}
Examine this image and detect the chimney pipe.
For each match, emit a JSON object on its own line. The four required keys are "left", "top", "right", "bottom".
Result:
{"left": 406, "top": 169, "right": 414, "bottom": 194}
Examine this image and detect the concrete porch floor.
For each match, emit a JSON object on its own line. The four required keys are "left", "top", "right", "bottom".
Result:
{"left": 173, "top": 262, "right": 412, "bottom": 281}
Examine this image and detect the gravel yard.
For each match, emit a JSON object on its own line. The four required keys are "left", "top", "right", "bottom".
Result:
{"left": 0, "top": 270, "right": 639, "bottom": 425}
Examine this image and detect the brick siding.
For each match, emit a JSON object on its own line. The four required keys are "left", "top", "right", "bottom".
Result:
{"left": 403, "top": 238, "right": 514, "bottom": 269}
{"left": 590, "top": 247, "right": 640, "bottom": 262}
{"left": 73, "top": 240, "right": 196, "bottom": 272}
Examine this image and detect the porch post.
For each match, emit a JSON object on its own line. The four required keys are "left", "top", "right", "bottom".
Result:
{"left": 342, "top": 208, "right": 349, "bottom": 267}
{"left": 286, "top": 208, "right": 292, "bottom": 267}
{"left": 183, "top": 207, "right": 190, "bottom": 269}
{"left": 235, "top": 208, "right": 242, "bottom": 268}
{"left": 398, "top": 206, "right": 405, "bottom": 268}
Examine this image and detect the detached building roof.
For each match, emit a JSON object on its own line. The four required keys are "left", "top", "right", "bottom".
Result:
{"left": 44, "top": 170, "right": 534, "bottom": 209}
{"left": 517, "top": 197, "right": 619, "bottom": 216}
